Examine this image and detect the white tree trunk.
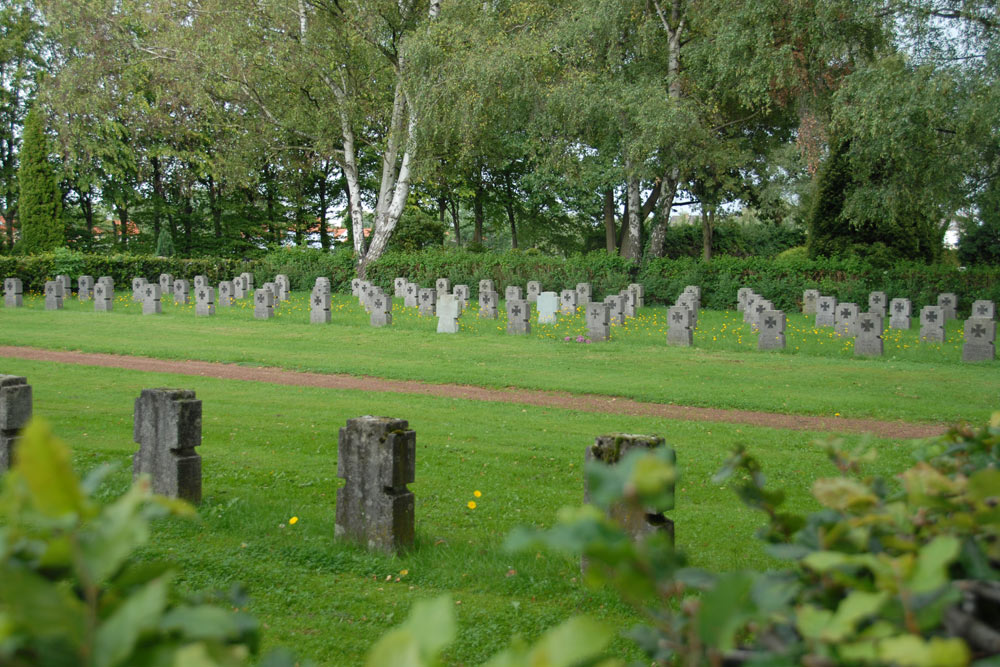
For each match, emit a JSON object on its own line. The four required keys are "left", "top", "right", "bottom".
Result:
{"left": 620, "top": 175, "right": 642, "bottom": 260}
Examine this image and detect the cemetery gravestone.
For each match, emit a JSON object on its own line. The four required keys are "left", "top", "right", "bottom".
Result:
{"left": 620, "top": 290, "right": 636, "bottom": 318}
{"left": 141, "top": 284, "right": 162, "bottom": 315}
{"left": 241, "top": 272, "right": 254, "bottom": 293}
{"left": 132, "top": 388, "right": 202, "bottom": 503}
{"left": 335, "top": 416, "right": 415, "bottom": 553}
{"left": 576, "top": 283, "right": 592, "bottom": 307}
{"left": 275, "top": 274, "right": 290, "bottom": 301}
{"left": 868, "top": 291, "right": 887, "bottom": 318}
{"left": 536, "top": 292, "right": 560, "bottom": 325}
{"left": 855, "top": 313, "right": 884, "bottom": 357}
{"left": 195, "top": 286, "right": 215, "bottom": 317}
{"left": 435, "top": 278, "right": 450, "bottom": 300}
{"left": 254, "top": 288, "right": 274, "bottom": 319}
{"left": 560, "top": 289, "right": 578, "bottom": 315}
{"left": 526, "top": 281, "right": 541, "bottom": 303}
{"left": 159, "top": 273, "right": 174, "bottom": 295}
{"left": 78, "top": 275, "right": 94, "bottom": 301}
{"left": 478, "top": 279, "right": 495, "bottom": 297}
{"left": 218, "top": 281, "right": 234, "bottom": 307}
{"left": 314, "top": 277, "right": 331, "bottom": 295}
{"left": 479, "top": 291, "right": 499, "bottom": 319}
{"left": 587, "top": 302, "right": 610, "bottom": 342}
{"left": 751, "top": 299, "right": 773, "bottom": 331}
{"left": 684, "top": 285, "right": 701, "bottom": 300}
{"left": 0, "top": 375, "right": 32, "bottom": 473}
{"left": 44, "top": 281, "right": 63, "bottom": 310}
{"left": 418, "top": 288, "right": 437, "bottom": 317}
{"left": 743, "top": 294, "right": 758, "bottom": 324}
{"left": 667, "top": 305, "right": 693, "bottom": 347}
{"left": 802, "top": 289, "right": 819, "bottom": 315}
{"left": 56, "top": 274, "right": 71, "bottom": 296}
{"left": 963, "top": 318, "right": 996, "bottom": 362}
{"left": 437, "top": 294, "right": 460, "bottom": 333}
{"left": 404, "top": 282, "right": 419, "bottom": 308}
{"left": 919, "top": 305, "right": 945, "bottom": 343}
{"left": 394, "top": 277, "right": 407, "bottom": 297}
{"left": 193, "top": 275, "right": 208, "bottom": 290}
{"left": 351, "top": 278, "right": 362, "bottom": 297}
{"left": 505, "top": 285, "right": 523, "bottom": 302}
{"left": 737, "top": 287, "right": 753, "bottom": 313}
{"left": 311, "top": 291, "right": 332, "bottom": 324}
{"left": 506, "top": 299, "right": 530, "bottom": 335}
{"left": 938, "top": 293, "right": 958, "bottom": 320}
{"left": 263, "top": 283, "right": 279, "bottom": 311}
{"left": 757, "top": 310, "right": 786, "bottom": 350}
{"left": 606, "top": 294, "right": 626, "bottom": 326}
{"left": 972, "top": 300, "right": 996, "bottom": 320}
{"left": 629, "top": 283, "right": 645, "bottom": 309}
{"left": 889, "top": 298, "right": 911, "bottom": 329}
{"left": 132, "top": 277, "right": 147, "bottom": 301}
{"left": 4, "top": 278, "right": 22, "bottom": 308}
{"left": 371, "top": 292, "right": 393, "bottom": 328}
{"left": 233, "top": 275, "right": 246, "bottom": 300}
{"left": 816, "top": 296, "right": 837, "bottom": 328}
{"left": 174, "top": 280, "right": 190, "bottom": 305}
{"left": 454, "top": 285, "right": 471, "bottom": 309}
{"left": 94, "top": 282, "right": 113, "bottom": 312}
{"left": 835, "top": 303, "right": 860, "bottom": 338}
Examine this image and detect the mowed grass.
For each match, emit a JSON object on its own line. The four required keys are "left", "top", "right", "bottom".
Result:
{"left": 1, "top": 358, "right": 929, "bottom": 665}
{"left": 1, "top": 290, "right": 997, "bottom": 423}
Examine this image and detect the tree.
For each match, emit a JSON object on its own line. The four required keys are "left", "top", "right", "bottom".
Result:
{"left": 155, "top": 226, "right": 175, "bottom": 256}
{"left": 18, "top": 107, "right": 62, "bottom": 253}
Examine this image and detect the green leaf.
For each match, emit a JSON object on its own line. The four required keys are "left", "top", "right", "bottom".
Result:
{"left": 909, "top": 536, "right": 960, "bottom": 593}
{"left": 81, "top": 485, "right": 152, "bottom": 584}
{"left": 812, "top": 477, "right": 878, "bottom": 512}
{"left": 365, "top": 595, "right": 454, "bottom": 667}
{"left": 484, "top": 616, "right": 616, "bottom": 667}
{"left": 697, "top": 572, "right": 755, "bottom": 650}
{"left": 823, "top": 590, "right": 889, "bottom": 641}
{"left": 795, "top": 605, "right": 833, "bottom": 641}
{"left": 968, "top": 468, "right": 1000, "bottom": 503}
{"left": 14, "top": 420, "right": 87, "bottom": 518}
{"left": 160, "top": 605, "right": 240, "bottom": 641}
{"left": 801, "top": 550, "right": 849, "bottom": 573}
{"left": 0, "top": 563, "right": 87, "bottom": 648}
{"left": 94, "top": 574, "right": 171, "bottom": 667}
{"left": 878, "top": 635, "right": 970, "bottom": 667}
{"left": 365, "top": 629, "right": 422, "bottom": 667}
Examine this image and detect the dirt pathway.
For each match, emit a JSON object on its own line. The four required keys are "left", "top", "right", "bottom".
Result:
{"left": 0, "top": 345, "right": 947, "bottom": 439}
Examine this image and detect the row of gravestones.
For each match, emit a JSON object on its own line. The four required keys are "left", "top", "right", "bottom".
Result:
{"left": 666, "top": 286, "right": 701, "bottom": 347}
{"left": 803, "top": 289, "right": 997, "bottom": 362}
{"left": 0, "top": 375, "right": 674, "bottom": 555}
{"left": 736, "top": 288, "right": 788, "bottom": 351}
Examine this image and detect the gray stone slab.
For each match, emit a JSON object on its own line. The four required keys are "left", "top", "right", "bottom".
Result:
{"left": 454, "top": 285, "right": 470, "bottom": 302}
{"left": 868, "top": 292, "right": 887, "bottom": 318}
{"left": 684, "top": 285, "right": 701, "bottom": 300}
{"left": 218, "top": 281, "right": 234, "bottom": 307}
{"left": 507, "top": 299, "right": 530, "bottom": 335}
{"left": 855, "top": 313, "right": 884, "bottom": 357}
{"left": 586, "top": 302, "right": 610, "bottom": 342}
{"left": 173, "top": 280, "right": 190, "bottom": 305}
{"left": 275, "top": 274, "right": 290, "bottom": 301}
{"left": 479, "top": 290, "right": 498, "bottom": 319}
{"left": 963, "top": 318, "right": 995, "bottom": 362}
{"left": 195, "top": 286, "right": 215, "bottom": 317}
{"left": 159, "top": 273, "right": 174, "bottom": 295}
{"left": 314, "top": 277, "right": 331, "bottom": 295}
{"left": 750, "top": 299, "right": 772, "bottom": 331}
{"left": 56, "top": 274, "right": 71, "bottom": 295}
{"left": 311, "top": 290, "right": 331, "bottom": 324}
{"left": 972, "top": 300, "right": 996, "bottom": 320}
{"left": 404, "top": 282, "right": 419, "bottom": 308}
{"left": 537, "top": 291, "right": 559, "bottom": 325}
{"left": 4, "top": 278, "right": 23, "bottom": 308}
{"left": 254, "top": 288, "right": 274, "bottom": 319}
{"left": 436, "top": 294, "right": 460, "bottom": 333}
{"left": 758, "top": 310, "right": 786, "bottom": 350}
{"left": 44, "top": 281, "right": 64, "bottom": 310}
{"left": 526, "top": 281, "right": 541, "bottom": 303}
{"left": 78, "top": 275, "right": 94, "bottom": 301}
{"left": 241, "top": 272, "right": 254, "bottom": 292}
{"left": 233, "top": 276, "right": 246, "bottom": 299}
{"left": 132, "top": 388, "right": 202, "bottom": 503}
{"left": 418, "top": 288, "right": 437, "bottom": 316}
{"left": 605, "top": 294, "right": 626, "bottom": 326}
{"left": 737, "top": 287, "right": 753, "bottom": 313}
{"left": 620, "top": 290, "right": 636, "bottom": 318}
{"left": 478, "top": 279, "right": 495, "bottom": 296}
{"left": 0, "top": 375, "right": 32, "bottom": 473}
{"left": 394, "top": 277, "right": 407, "bottom": 297}
{"left": 919, "top": 305, "right": 945, "bottom": 343}
{"left": 141, "top": 283, "right": 162, "bottom": 315}
{"left": 560, "top": 289, "right": 577, "bottom": 315}
{"left": 94, "top": 281, "right": 113, "bottom": 312}
{"left": 505, "top": 285, "right": 523, "bottom": 302}
{"left": 576, "top": 283, "right": 592, "bottom": 306}
{"left": 370, "top": 291, "right": 392, "bottom": 327}
{"left": 835, "top": 303, "right": 859, "bottom": 338}
{"left": 132, "top": 277, "right": 147, "bottom": 301}
{"left": 335, "top": 416, "right": 415, "bottom": 553}
{"left": 802, "top": 289, "right": 819, "bottom": 315}
{"left": 629, "top": 283, "right": 645, "bottom": 309}
{"left": 351, "top": 278, "right": 362, "bottom": 297}
{"left": 435, "top": 278, "right": 450, "bottom": 301}
{"left": 889, "top": 298, "right": 911, "bottom": 329}
{"left": 193, "top": 275, "right": 208, "bottom": 291}
{"left": 816, "top": 296, "right": 837, "bottom": 328}
{"left": 938, "top": 293, "right": 958, "bottom": 320}
{"left": 677, "top": 295, "right": 699, "bottom": 329}
{"left": 667, "top": 305, "right": 692, "bottom": 346}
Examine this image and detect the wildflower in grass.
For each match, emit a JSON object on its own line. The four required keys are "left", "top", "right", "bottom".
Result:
{"left": 474, "top": 490, "right": 482, "bottom": 498}
{"left": 467, "top": 501, "right": 477, "bottom": 509}
{"left": 289, "top": 516, "right": 298, "bottom": 524}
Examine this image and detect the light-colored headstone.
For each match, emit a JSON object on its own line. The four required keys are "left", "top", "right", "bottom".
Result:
{"left": 742, "top": 293, "right": 758, "bottom": 324}
{"left": 605, "top": 294, "right": 626, "bottom": 326}
{"left": 132, "top": 277, "right": 147, "bottom": 302}
{"left": 263, "top": 282, "right": 279, "bottom": 311}
{"left": 479, "top": 291, "right": 498, "bottom": 319}
{"left": 972, "top": 300, "right": 996, "bottom": 320}
{"left": 667, "top": 305, "right": 692, "bottom": 347}
{"left": 802, "top": 289, "right": 819, "bottom": 315}
{"left": 758, "top": 310, "right": 785, "bottom": 350}
{"left": 78, "top": 275, "right": 94, "bottom": 301}
{"left": 195, "top": 285, "right": 215, "bottom": 317}
{"left": 371, "top": 291, "right": 393, "bottom": 327}
{"left": 835, "top": 303, "right": 859, "bottom": 338}
{"left": 963, "top": 318, "right": 996, "bottom": 362}
{"left": 919, "top": 305, "right": 945, "bottom": 343}
{"left": 576, "top": 283, "right": 592, "bottom": 306}
{"left": 938, "top": 293, "right": 958, "bottom": 320}
{"left": 159, "top": 273, "right": 173, "bottom": 295}
{"left": 311, "top": 290, "right": 331, "bottom": 324}
{"left": 0, "top": 375, "right": 32, "bottom": 472}
{"left": 418, "top": 288, "right": 436, "bottom": 316}
{"left": 478, "top": 279, "right": 495, "bottom": 297}
{"left": 737, "top": 287, "right": 753, "bottom": 313}
{"left": 435, "top": 278, "right": 451, "bottom": 300}
{"left": 351, "top": 278, "right": 362, "bottom": 297}
{"left": 334, "top": 416, "right": 415, "bottom": 553}
{"left": 536, "top": 292, "right": 560, "bottom": 325}
{"left": 55, "top": 274, "right": 71, "bottom": 296}
{"left": 855, "top": 313, "right": 883, "bottom": 357}
{"left": 44, "top": 281, "right": 64, "bottom": 310}
{"left": 193, "top": 275, "right": 208, "bottom": 290}
{"left": 141, "top": 283, "right": 162, "bottom": 315}
{"left": 506, "top": 299, "right": 530, "bottom": 335}
{"left": 750, "top": 299, "right": 772, "bottom": 331}
{"left": 218, "top": 281, "right": 234, "bottom": 307}
{"left": 254, "top": 288, "right": 274, "bottom": 319}
{"left": 94, "top": 281, "right": 113, "bottom": 312}
{"left": 437, "top": 294, "right": 460, "bottom": 333}
{"left": 173, "top": 280, "right": 190, "bottom": 305}
{"left": 560, "top": 289, "right": 578, "bottom": 315}
{"left": 620, "top": 290, "right": 636, "bottom": 318}
{"left": 586, "top": 302, "right": 609, "bottom": 342}
{"left": 526, "top": 281, "right": 541, "bottom": 303}
{"left": 132, "top": 388, "right": 202, "bottom": 503}
{"left": 4, "top": 278, "right": 23, "bottom": 308}
{"left": 241, "top": 272, "right": 254, "bottom": 292}
{"left": 275, "top": 274, "right": 290, "bottom": 301}
{"left": 683, "top": 285, "right": 701, "bottom": 300}
{"left": 453, "top": 284, "right": 470, "bottom": 311}
{"left": 505, "top": 285, "right": 523, "bottom": 302}
{"left": 868, "top": 291, "right": 887, "bottom": 318}
{"left": 816, "top": 296, "right": 837, "bottom": 328}
{"left": 889, "top": 298, "right": 911, "bottom": 329}
{"left": 233, "top": 275, "right": 246, "bottom": 300}
{"left": 628, "top": 284, "right": 645, "bottom": 309}
{"left": 314, "top": 277, "right": 331, "bottom": 295}
{"left": 404, "top": 282, "right": 419, "bottom": 308}
{"left": 394, "top": 277, "right": 407, "bottom": 297}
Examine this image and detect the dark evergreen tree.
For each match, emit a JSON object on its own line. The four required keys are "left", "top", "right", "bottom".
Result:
{"left": 155, "top": 227, "right": 175, "bottom": 256}
{"left": 18, "top": 107, "right": 62, "bottom": 253}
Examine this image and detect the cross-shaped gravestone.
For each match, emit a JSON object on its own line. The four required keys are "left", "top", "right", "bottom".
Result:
{"left": 962, "top": 317, "right": 995, "bottom": 362}
{"left": 506, "top": 299, "right": 530, "bottom": 335}
{"left": 919, "top": 305, "right": 945, "bottom": 343}
{"left": 815, "top": 296, "right": 837, "bottom": 328}
{"left": 889, "top": 298, "right": 911, "bottom": 330}
{"left": 195, "top": 286, "right": 215, "bottom": 317}
{"left": 371, "top": 290, "right": 392, "bottom": 327}
{"left": 667, "top": 305, "right": 692, "bottom": 347}
{"left": 835, "top": 303, "right": 859, "bottom": 338}
{"left": 311, "top": 290, "right": 331, "bottom": 324}
{"left": 254, "top": 288, "right": 274, "bottom": 319}
{"left": 44, "top": 281, "right": 63, "bottom": 311}
{"left": 437, "top": 294, "right": 460, "bottom": 333}
{"left": 855, "top": 313, "right": 884, "bottom": 357}
{"left": 418, "top": 288, "right": 436, "bottom": 316}
{"left": 479, "top": 290, "right": 498, "bottom": 319}
{"left": 758, "top": 310, "right": 785, "bottom": 350}
{"left": 142, "top": 284, "right": 162, "bottom": 315}
{"left": 3, "top": 278, "right": 22, "bottom": 308}
{"left": 0, "top": 375, "right": 32, "bottom": 472}
{"left": 132, "top": 388, "right": 202, "bottom": 503}
{"left": 587, "top": 302, "right": 610, "bottom": 342}
{"left": 937, "top": 293, "right": 958, "bottom": 320}
{"left": 972, "top": 300, "right": 995, "bottom": 320}
{"left": 536, "top": 292, "right": 560, "bottom": 325}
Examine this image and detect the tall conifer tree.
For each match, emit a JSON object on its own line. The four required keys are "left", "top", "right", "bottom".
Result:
{"left": 18, "top": 107, "right": 62, "bottom": 253}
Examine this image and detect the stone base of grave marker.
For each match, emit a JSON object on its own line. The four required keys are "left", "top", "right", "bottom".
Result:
{"left": 132, "top": 388, "right": 202, "bottom": 503}
{"left": 335, "top": 416, "right": 415, "bottom": 553}
{"left": 0, "top": 375, "right": 32, "bottom": 472}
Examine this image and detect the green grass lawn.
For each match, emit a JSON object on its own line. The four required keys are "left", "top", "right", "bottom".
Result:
{"left": 1, "top": 290, "right": 997, "bottom": 423}
{"left": 0, "top": 358, "right": 931, "bottom": 665}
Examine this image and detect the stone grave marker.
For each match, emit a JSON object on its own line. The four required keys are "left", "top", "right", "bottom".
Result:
{"left": 418, "top": 288, "right": 437, "bottom": 317}
{"left": 584, "top": 434, "right": 675, "bottom": 553}
{"left": 758, "top": 310, "right": 785, "bottom": 350}
{"left": 560, "top": 289, "right": 577, "bottom": 315}
{"left": 576, "top": 283, "right": 592, "bottom": 306}
{"left": 802, "top": 289, "right": 819, "bottom": 315}
{"left": 667, "top": 305, "right": 693, "bottom": 347}
{"left": 56, "top": 274, "right": 71, "bottom": 296}
{"left": 404, "top": 282, "right": 419, "bottom": 308}
{"left": 132, "top": 277, "right": 147, "bottom": 301}
{"left": 963, "top": 318, "right": 996, "bottom": 362}
{"left": 972, "top": 300, "right": 996, "bottom": 320}
{"left": 0, "top": 375, "right": 32, "bottom": 472}
{"left": 275, "top": 274, "right": 290, "bottom": 301}
{"left": 587, "top": 302, "right": 610, "bottom": 342}
{"left": 437, "top": 294, "right": 460, "bottom": 333}
{"left": 835, "top": 303, "right": 859, "bottom": 338}
{"left": 506, "top": 299, "right": 530, "bottom": 335}
{"left": 526, "top": 281, "right": 541, "bottom": 303}
{"left": 737, "top": 287, "right": 753, "bottom": 313}
{"left": 629, "top": 283, "right": 645, "bottom": 309}
{"left": 919, "top": 305, "right": 945, "bottom": 343}
{"left": 371, "top": 291, "right": 393, "bottom": 327}
{"left": 620, "top": 289, "right": 636, "bottom": 318}
{"left": 478, "top": 279, "right": 495, "bottom": 296}
{"left": 606, "top": 294, "right": 626, "bottom": 326}
{"left": 351, "top": 278, "right": 362, "bottom": 297}
{"left": 938, "top": 293, "right": 958, "bottom": 320}
{"left": 141, "top": 283, "right": 162, "bottom": 315}
{"left": 505, "top": 285, "right": 523, "bottom": 302}
{"left": 218, "top": 281, "right": 234, "bottom": 307}
{"left": 263, "top": 283, "right": 279, "bottom": 311}
{"left": 44, "top": 281, "right": 63, "bottom": 310}
{"left": 435, "top": 278, "right": 451, "bottom": 300}
{"left": 254, "top": 288, "right": 274, "bottom": 319}
{"left": 195, "top": 286, "right": 215, "bottom": 317}
{"left": 311, "top": 290, "right": 331, "bottom": 324}
{"left": 335, "top": 416, "right": 415, "bottom": 553}
{"left": 78, "top": 275, "right": 94, "bottom": 301}
{"left": 394, "top": 277, "right": 407, "bottom": 297}
{"left": 159, "top": 273, "right": 174, "bottom": 295}
{"left": 241, "top": 272, "right": 254, "bottom": 293}
{"left": 314, "top": 277, "right": 331, "bottom": 295}
{"left": 537, "top": 292, "right": 560, "bottom": 325}
{"left": 750, "top": 299, "right": 772, "bottom": 330}
{"left": 855, "top": 313, "right": 884, "bottom": 357}
{"left": 94, "top": 281, "right": 113, "bottom": 312}
{"left": 173, "top": 279, "right": 190, "bottom": 305}
{"left": 232, "top": 275, "right": 246, "bottom": 300}
{"left": 684, "top": 285, "right": 701, "bottom": 300}
{"left": 816, "top": 296, "right": 837, "bottom": 328}
{"left": 4, "top": 278, "right": 23, "bottom": 308}
{"left": 454, "top": 285, "right": 470, "bottom": 311}
{"left": 868, "top": 291, "right": 887, "bottom": 318}
{"left": 479, "top": 290, "right": 498, "bottom": 319}
{"left": 889, "top": 298, "right": 911, "bottom": 329}
{"left": 193, "top": 275, "right": 208, "bottom": 290}
{"left": 742, "top": 294, "right": 758, "bottom": 324}
{"left": 132, "top": 388, "right": 202, "bottom": 503}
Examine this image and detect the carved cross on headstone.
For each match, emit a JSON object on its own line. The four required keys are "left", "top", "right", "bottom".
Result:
{"left": 764, "top": 316, "right": 776, "bottom": 329}
{"left": 871, "top": 295, "right": 881, "bottom": 304}
{"left": 895, "top": 302, "right": 904, "bottom": 312}
{"left": 756, "top": 304, "right": 765, "bottom": 314}
{"left": 314, "top": 295, "right": 322, "bottom": 306}
{"left": 407, "top": 285, "right": 414, "bottom": 295}
{"left": 820, "top": 302, "right": 831, "bottom": 311}
{"left": 861, "top": 319, "right": 874, "bottom": 332}
{"left": 257, "top": 293, "right": 265, "bottom": 303}
{"left": 942, "top": 296, "right": 951, "bottom": 306}
{"left": 145, "top": 287, "right": 153, "bottom": 298}
{"left": 978, "top": 305, "right": 988, "bottom": 316}
{"left": 483, "top": 294, "right": 493, "bottom": 305}
{"left": 672, "top": 311, "right": 682, "bottom": 323}
{"left": 927, "top": 310, "right": 938, "bottom": 322}
{"left": 972, "top": 323, "right": 986, "bottom": 338}
{"left": 198, "top": 290, "right": 206, "bottom": 300}
{"left": 840, "top": 308, "right": 851, "bottom": 319}
{"left": 512, "top": 305, "right": 521, "bottom": 317}
{"left": 375, "top": 297, "right": 384, "bottom": 309}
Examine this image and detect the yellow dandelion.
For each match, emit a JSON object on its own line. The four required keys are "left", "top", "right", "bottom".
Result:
{"left": 289, "top": 516, "right": 299, "bottom": 524}
{"left": 474, "top": 490, "right": 482, "bottom": 498}
{"left": 467, "top": 501, "right": 477, "bottom": 509}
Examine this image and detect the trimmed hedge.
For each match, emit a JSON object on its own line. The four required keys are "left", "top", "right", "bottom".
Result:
{"left": 3, "top": 248, "right": 999, "bottom": 316}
